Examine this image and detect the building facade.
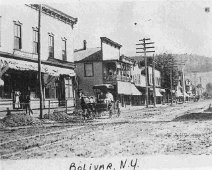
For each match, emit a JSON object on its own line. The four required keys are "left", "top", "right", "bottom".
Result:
{"left": 74, "top": 37, "right": 141, "bottom": 108}
{"left": 0, "top": 4, "right": 77, "bottom": 112}
{"left": 131, "top": 62, "right": 146, "bottom": 105}
{"left": 147, "top": 66, "right": 164, "bottom": 104}
{"left": 131, "top": 56, "right": 164, "bottom": 105}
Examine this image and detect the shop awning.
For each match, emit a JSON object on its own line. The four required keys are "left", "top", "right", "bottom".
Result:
{"left": 117, "top": 81, "right": 131, "bottom": 95}
{"left": 150, "top": 87, "right": 163, "bottom": 96}
{"left": 131, "top": 84, "right": 142, "bottom": 95}
{"left": 183, "top": 92, "right": 189, "bottom": 97}
{"left": 43, "top": 64, "right": 75, "bottom": 77}
{"left": 0, "top": 56, "right": 75, "bottom": 77}
{"left": 117, "top": 81, "right": 142, "bottom": 95}
{"left": 155, "top": 88, "right": 163, "bottom": 96}
{"left": 160, "top": 88, "right": 166, "bottom": 93}
{"left": 171, "top": 90, "right": 176, "bottom": 93}
{"left": 175, "top": 90, "right": 183, "bottom": 97}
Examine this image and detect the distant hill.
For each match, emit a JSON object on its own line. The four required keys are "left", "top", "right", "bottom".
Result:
{"left": 131, "top": 54, "right": 212, "bottom": 73}
{"left": 130, "top": 54, "right": 212, "bottom": 90}
{"left": 172, "top": 54, "right": 212, "bottom": 73}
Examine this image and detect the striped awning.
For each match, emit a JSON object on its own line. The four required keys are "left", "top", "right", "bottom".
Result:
{"left": 0, "top": 56, "right": 75, "bottom": 77}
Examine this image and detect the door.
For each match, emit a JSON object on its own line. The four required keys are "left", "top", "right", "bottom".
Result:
{"left": 57, "top": 76, "right": 65, "bottom": 106}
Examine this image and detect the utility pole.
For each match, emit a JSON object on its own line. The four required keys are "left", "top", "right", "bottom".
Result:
{"left": 38, "top": 4, "right": 43, "bottom": 119}
{"left": 136, "top": 38, "right": 155, "bottom": 108}
{"left": 170, "top": 66, "right": 173, "bottom": 106}
{"left": 169, "top": 56, "right": 175, "bottom": 106}
{"left": 182, "top": 68, "right": 185, "bottom": 102}
{"left": 152, "top": 54, "right": 156, "bottom": 107}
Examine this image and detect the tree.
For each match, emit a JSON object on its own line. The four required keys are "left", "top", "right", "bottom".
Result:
{"left": 155, "top": 53, "right": 181, "bottom": 91}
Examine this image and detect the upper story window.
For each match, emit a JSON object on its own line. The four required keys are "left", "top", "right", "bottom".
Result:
{"left": 62, "top": 38, "right": 67, "bottom": 61}
{"left": 48, "top": 33, "right": 54, "bottom": 58}
{"left": 149, "top": 74, "right": 152, "bottom": 84}
{"left": 84, "top": 63, "right": 94, "bottom": 77}
{"left": 14, "top": 21, "right": 22, "bottom": 50}
{"left": 33, "top": 28, "right": 38, "bottom": 54}
{"left": 155, "top": 77, "right": 161, "bottom": 86}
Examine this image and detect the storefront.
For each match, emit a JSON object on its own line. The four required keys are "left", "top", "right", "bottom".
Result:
{"left": 0, "top": 56, "right": 76, "bottom": 111}
{"left": 149, "top": 87, "right": 163, "bottom": 104}
{"left": 117, "top": 81, "right": 144, "bottom": 107}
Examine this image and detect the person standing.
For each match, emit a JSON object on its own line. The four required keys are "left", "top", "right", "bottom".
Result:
{"left": 105, "top": 90, "right": 114, "bottom": 118}
{"left": 25, "top": 90, "right": 33, "bottom": 115}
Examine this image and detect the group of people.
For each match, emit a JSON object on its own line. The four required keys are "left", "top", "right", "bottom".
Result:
{"left": 78, "top": 89, "right": 114, "bottom": 119}
{"left": 14, "top": 90, "right": 33, "bottom": 115}
{"left": 78, "top": 90, "right": 95, "bottom": 119}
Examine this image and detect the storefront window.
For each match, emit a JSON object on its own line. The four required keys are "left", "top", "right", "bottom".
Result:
{"left": 45, "top": 85, "right": 56, "bottom": 99}
{"left": 65, "top": 78, "right": 73, "bottom": 98}
{"left": 44, "top": 75, "right": 57, "bottom": 99}
{"left": 0, "top": 76, "right": 12, "bottom": 99}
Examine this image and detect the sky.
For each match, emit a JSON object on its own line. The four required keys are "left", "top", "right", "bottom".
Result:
{"left": 49, "top": 0, "right": 212, "bottom": 58}
{"left": 3, "top": 0, "right": 212, "bottom": 57}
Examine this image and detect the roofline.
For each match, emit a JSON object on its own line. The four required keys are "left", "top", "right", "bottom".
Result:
{"left": 26, "top": 4, "right": 78, "bottom": 26}
{"left": 100, "top": 37, "right": 122, "bottom": 49}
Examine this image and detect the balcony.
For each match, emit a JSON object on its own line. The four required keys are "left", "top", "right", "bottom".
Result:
{"left": 103, "top": 74, "right": 131, "bottom": 84}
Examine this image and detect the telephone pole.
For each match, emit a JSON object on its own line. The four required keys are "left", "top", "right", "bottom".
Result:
{"left": 152, "top": 54, "right": 156, "bottom": 107}
{"left": 38, "top": 4, "right": 43, "bottom": 119}
{"left": 136, "top": 38, "right": 155, "bottom": 108}
{"left": 170, "top": 66, "right": 173, "bottom": 106}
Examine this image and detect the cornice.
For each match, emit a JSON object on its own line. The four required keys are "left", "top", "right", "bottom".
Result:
{"left": 26, "top": 4, "right": 78, "bottom": 26}
{"left": 100, "top": 37, "right": 122, "bottom": 49}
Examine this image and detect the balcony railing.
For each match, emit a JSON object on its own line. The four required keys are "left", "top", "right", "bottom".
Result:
{"left": 103, "top": 74, "right": 131, "bottom": 83}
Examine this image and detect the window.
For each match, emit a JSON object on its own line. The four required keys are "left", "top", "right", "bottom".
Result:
{"left": 149, "top": 74, "right": 152, "bottom": 84}
{"left": 65, "top": 78, "right": 73, "bottom": 98}
{"left": 44, "top": 76, "right": 57, "bottom": 99}
{"left": 62, "top": 39, "right": 67, "bottom": 61}
{"left": 48, "top": 33, "right": 54, "bottom": 58}
{"left": 0, "top": 76, "right": 12, "bottom": 99}
{"left": 156, "top": 77, "right": 158, "bottom": 86}
{"left": 14, "top": 22, "right": 22, "bottom": 49}
{"left": 33, "top": 28, "right": 38, "bottom": 54}
{"left": 84, "top": 63, "right": 94, "bottom": 77}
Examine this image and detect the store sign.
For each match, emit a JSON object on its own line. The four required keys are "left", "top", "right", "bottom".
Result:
{"left": 102, "top": 42, "right": 119, "bottom": 61}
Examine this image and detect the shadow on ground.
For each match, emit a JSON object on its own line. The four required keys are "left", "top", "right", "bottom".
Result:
{"left": 173, "top": 112, "right": 212, "bottom": 121}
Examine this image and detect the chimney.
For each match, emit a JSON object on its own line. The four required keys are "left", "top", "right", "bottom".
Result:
{"left": 83, "top": 40, "right": 87, "bottom": 50}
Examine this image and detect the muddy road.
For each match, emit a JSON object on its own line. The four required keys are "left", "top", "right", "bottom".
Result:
{"left": 1, "top": 99, "right": 212, "bottom": 159}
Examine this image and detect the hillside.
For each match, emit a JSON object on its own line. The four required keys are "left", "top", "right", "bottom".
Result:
{"left": 173, "top": 54, "right": 212, "bottom": 73}
{"left": 130, "top": 54, "right": 212, "bottom": 73}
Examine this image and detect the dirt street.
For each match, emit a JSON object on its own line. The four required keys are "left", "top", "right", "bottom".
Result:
{"left": 1, "top": 99, "right": 212, "bottom": 160}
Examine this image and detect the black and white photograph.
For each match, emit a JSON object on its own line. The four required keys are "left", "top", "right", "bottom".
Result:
{"left": 1, "top": 0, "right": 212, "bottom": 169}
